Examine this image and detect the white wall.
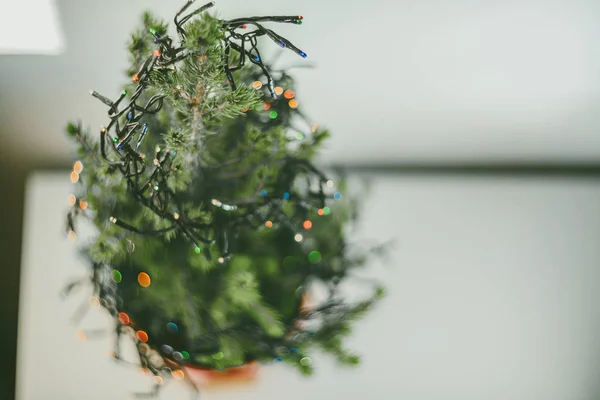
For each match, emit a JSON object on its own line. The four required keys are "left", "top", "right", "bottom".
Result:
{"left": 2, "top": 0, "right": 600, "bottom": 165}
{"left": 17, "top": 172, "right": 600, "bottom": 399}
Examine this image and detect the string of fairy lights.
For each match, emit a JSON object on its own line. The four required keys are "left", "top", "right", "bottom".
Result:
{"left": 62, "top": 1, "right": 362, "bottom": 396}
{"left": 71, "top": 0, "right": 336, "bottom": 263}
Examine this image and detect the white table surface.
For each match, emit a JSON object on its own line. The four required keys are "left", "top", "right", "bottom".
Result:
{"left": 17, "top": 171, "right": 600, "bottom": 400}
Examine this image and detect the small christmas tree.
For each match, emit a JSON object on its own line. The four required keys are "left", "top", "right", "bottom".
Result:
{"left": 64, "top": 1, "right": 384, "bottom": 395}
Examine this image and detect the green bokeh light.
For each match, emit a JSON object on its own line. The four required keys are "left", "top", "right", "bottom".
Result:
{"left": 308, "top": 251, "right": 322, "bottom": 264}
{"left": 300, "top": 356, "right": 312, "bottom": 366}
{"left": 112, "top": 270, "right": 122, "bottom": 283}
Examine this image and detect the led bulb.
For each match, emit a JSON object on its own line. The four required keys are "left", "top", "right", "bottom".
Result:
{"left": 73, "top": 161, "right": 83, "bottom": 174}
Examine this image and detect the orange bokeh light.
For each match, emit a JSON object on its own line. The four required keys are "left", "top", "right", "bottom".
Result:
{"left": 265, "top": 221, "right": 273, "bottom": 228}
{"left": 118, "top": 312, "right": 130, "bottom": 325}
{"left": 70, "top": 171, "right": 79, "bottom": 183}
{"left": 68, "top": 194, "right": 77, "bottom": 207}
{"left": 288, "top": 99, "right": 299, "bottom": 109}
{"left": 172, "top": 369, "right": 185, "bottom": 380}
{"left": 317, "top": 209, "right": 324, "bottom": 216}
{"left": 79, "top": 200, "right": 89, "bottom": 211}
{"left": 303, "top": 220, "right": 312, "bottom": 230}
{"left": 283, "top": 89, "right": 295, "bottom": 99}
{"left": 274, "top": 87, "right": 283, "bottom": 96}
{"left": 138, "top": 272, "right": 151, "bottom": 287}
{"left": 90, "top": 296, "right": 100, "bottom": 307}
{"left": 73, "top": 161, "right": 83, "bottom": 174}
{"left": 263, "top": 102, "right": 271, "bottom": 110}
{"left": 251, "top": 81, "right": 262, "bottom": 89}
{"left": 136, "top": 330, "right": 149, "bottom": 343}
{"left": 76, "top": 330, "right": 87, "bottom": 343}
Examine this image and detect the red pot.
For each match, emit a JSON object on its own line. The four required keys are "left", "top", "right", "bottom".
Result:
{"left": 183, "top": 361, "right": 260, "bottom": 388}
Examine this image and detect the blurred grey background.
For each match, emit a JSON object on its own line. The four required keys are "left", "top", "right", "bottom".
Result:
{"left": 2, "top": 0, "right": 600, "bottom": 398}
